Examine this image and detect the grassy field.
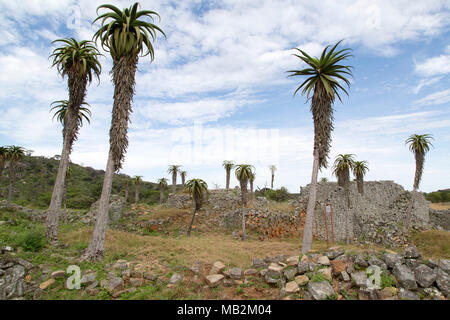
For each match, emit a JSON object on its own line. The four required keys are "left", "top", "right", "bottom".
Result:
{"left": 1, "top": 205, "right": 449, "bottom": 300}
{"left": 430, "top": 202, "right": 450, "bottom": 210}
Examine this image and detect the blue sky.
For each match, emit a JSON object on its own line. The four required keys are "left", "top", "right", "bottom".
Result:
{"left": 0, "top": 0, "right": 449, "bottom": 193}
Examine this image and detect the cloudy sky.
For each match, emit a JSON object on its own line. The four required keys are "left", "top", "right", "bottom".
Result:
{"left": 0, "top": 0, "right": 449, "bottom": 193}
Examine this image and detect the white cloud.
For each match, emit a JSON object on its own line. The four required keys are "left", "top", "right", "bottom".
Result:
{"left": 415, "top": 89, "right": 450, "bottom": 106}
{"left": 415, "top": 51, "right": 450, "bottom": 77}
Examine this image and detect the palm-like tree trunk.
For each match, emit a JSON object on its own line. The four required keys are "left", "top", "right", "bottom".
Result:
{"left": 356, "top": 174, "right": 364, "bottom": 194}
{"left": 302, "top": 149, "right": 319, "bottom": 253}
{"left": 46, "top": 73, "right": 86, "bottom": 242}
{"left": 271, "top": 174, "right": 274, "bottom": 189}
{"left": 404, "top": 153, "right": 423, "bottom": 230}
{"left": 159, "top": 188, "right": 164, "bottom": 204}
{"left": 62, "top": 178, "right": 68, "bottom": 224}
{"left": 81, "top": 56, "right": 137, "bottom": 262}
{"left": 187, "top": 208, "right": 197, "bottom": 236}
{"left": 7, "top": 163, "right": 16, "bottom": 207}
{"left": 172, "top": 172, "right": 177, "bottom": 193}
{"left": 226, "top": 169, "right": 231, "bottom": 189}
{"left": 181, "top": 176, "right": 185, "bottom": 187}
{"left": 134, "top": 185, "right": 139, "bottom": 205}
{"left": 240, "top": 179, "right": 248, "bottom": 241}
{"left": 343, "top": 170, "right": 351, "bottom": 245}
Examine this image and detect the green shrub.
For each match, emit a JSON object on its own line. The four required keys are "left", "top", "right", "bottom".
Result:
{"left": 18, "top": 229, "right": 47, "bottom": 252}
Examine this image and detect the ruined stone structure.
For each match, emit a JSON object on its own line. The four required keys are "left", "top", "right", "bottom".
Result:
{"left": 430, "top": 209, "right": 450, "bottom": 230}
{"left": 293, "top": 181, "right": 431, "bottom": 247}
{"left": 83, "top": 195, "right": 126, "bottom": 224}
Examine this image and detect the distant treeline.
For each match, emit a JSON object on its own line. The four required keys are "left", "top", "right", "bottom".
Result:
{"left": 0, "top": 155, "right": 165, "bottom": 209}
{"left": 424, "top": 189, "right": 450, "bottom": 203}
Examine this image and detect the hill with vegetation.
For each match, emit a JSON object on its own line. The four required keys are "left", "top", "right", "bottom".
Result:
{"left": 0, "top": 155, "right": 165, "bottom": 209}
{"left": 425, "top": 189, "right": 450, "bottom": 203}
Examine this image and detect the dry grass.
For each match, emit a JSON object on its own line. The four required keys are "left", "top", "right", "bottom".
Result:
{"left": 429, "top": 202, "right": 450, "bottom": 210}
{"left": 59, "top": 226, "right": 396, "bottom": 270}
{"left": 412, "top": 230, "right": 450, "bottom": 259}
{"left": 266, "top": 201, "right": 295, "bottom": 212}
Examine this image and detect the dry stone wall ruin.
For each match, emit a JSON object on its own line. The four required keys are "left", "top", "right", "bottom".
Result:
{"left": 293, "top": 181, "right": 430, "bottom": 247}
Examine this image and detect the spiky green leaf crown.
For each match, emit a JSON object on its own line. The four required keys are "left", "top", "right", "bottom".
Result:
{"left": 353, "top": 160, "right": 369, "bottom": 176}
{"left": 93, "top": 2, "right": 166, "bottom": 61}
{"left": 50, "top": 100, "right": 92, "bottom": 127}
{"left": 235, "top": 164, "right": 255, "bottom": 181}
{"left": 287, "top": 40, "right": 353, "bottom": 103}
{"left": 405, "top": 134, "right": 434, "bottom": 155}
{"left": 50, "top": 38, "right": 101, "bottom": 82}
{"left": 332, "top": 154, "right": 356, "bottom": 176}
{"left": 185, "top": 179, "right": 208, "bottom": 199}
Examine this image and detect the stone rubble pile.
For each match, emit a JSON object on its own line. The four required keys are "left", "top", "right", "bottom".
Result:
{"left": 430, "top": 209, "right": 450, "bottom": 231}
{"left": 82, "top": 195, "right": 126, "bottom": 225}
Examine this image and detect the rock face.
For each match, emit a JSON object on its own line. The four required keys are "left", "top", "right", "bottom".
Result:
{"left": 294, "top": 181, "right": 430, "bottom": 247}
{"left": 393, "top": 265, "right": 417, "bottom": 290}
{"left": 85, "top": 195, "right": 126, "bottom": 224}
{"left": 414, "top": 265, "right": 436, "bottom": 288}
{"left": 0, "top": 257, "right": 36, "bottom": 300}
{"left": 307, "top": 281, "right": 335, "bottom": 300}
{"left": 429, "top": 209, "right": 450, "bottom": 230}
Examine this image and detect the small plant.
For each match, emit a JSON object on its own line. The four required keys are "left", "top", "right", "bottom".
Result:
{"left": 326, "top": 293, "right": 338, "bottom": 300}
{"left": 380, "top": 271, "right": 396, "bottom": 289}
{"left": 18, "top": 229, "right": 46, "bottom": 252}
{"left": 310, "top": 273, "right": 328, "bottom": 283}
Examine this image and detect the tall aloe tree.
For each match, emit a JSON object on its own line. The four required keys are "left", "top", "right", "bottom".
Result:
{"left": 180, "top": 171, "right": 187, "bottom": 187}
{"left": 249, "top": 170, "right": 255, "bottom": 194}
{"left": 157, "top": 178, "right": 168, "bottom": 204}
{"left": 46, "top": 38, "right": 101, "bottom": 243}
{"left": 288, "top": 41, "right": 353, "bottom": 253}
{"left": 62, "top": 166, "right": 73, "bottom": 224}
{"left": 235, "top": 164, "right": 254, "bottom": 241}
{"left": 124, "top": 178, "right": 130, "bottom": 203}
{"left": 353, "top": 160, "right": 369, "bottom": 195}
{"left": 5, "top": 146, "right": 26, "bottom": 207}
{"left": 222, "top": 160, "right": 234, "bottom": 190}
{"left": 404, "top": 134, "right": 434, "bottom": 229}
{"left": 333, "top": 154, "right": 355, "bottom": 244}
{"left": 82, "top": 3, "right": 165, "bottom": 261}
{"left": 168, "top": 165, "right": 181, "bottom": 193}
{"left": 269, "top": 165, "right": 276, "bottom": 189}
{"left": 185, "top": 179, "right": 208, "bottom": 236}
{"left": 133, "top": 175, "right": 143, "bottom": 205}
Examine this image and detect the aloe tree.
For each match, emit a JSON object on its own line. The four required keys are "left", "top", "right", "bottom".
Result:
{"left": 180, "top": 171, "right": 187, "bottom": 187}
{"left": 5, "top": 146, "right": 26, "bottom": 207}
{"left": 62, "top": 166, "right": 73, "bottom": 224}
{"left": 157, "top": 178, "right": 168, "bottom": 204}
{"left": 353, "top": 160, "right": 369, "bottom": 195}
{"left": 185, "top": 179, "right": 208, "bottom": 236}
{"left": 46, "top": 38, "right": 101, "bottom": 243}
{"left": 269, "top": 165, "right": 276, "bottom": 189}
{"left": 168, "top": 165, "right": 181, "bottom": 193}
{"left": 81, "top": 3, "right": 165, "bottom": 261}
{"left": 333, "top": 154, "right": 355, "bottom": 244}
{"left": 249, "top": 170, "right": 255, "bottom": 195}
{"left": 288, "top": 41, "right": 353, "bottom": 253}
{"left": 235, "top": 164, "right": 254, "bottom": 241}
{"left": 222, "top": 160, "right": 234, "bottom": 189}
{"left": 133, "top": 175, "right": 143, "bottom": 205}
{"left": 404, "top": 134, "right": 434, "bottom": 229}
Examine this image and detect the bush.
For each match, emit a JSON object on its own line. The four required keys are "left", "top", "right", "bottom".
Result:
{"left": 261, "top": 187, "right": 290, "bottom": 202}
{"left": 18, "top": 229, "right": 47, "bottom": 252}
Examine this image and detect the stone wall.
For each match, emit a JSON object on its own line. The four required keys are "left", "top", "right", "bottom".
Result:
{"left": 83, "top": 195, "right": 126, "bottom": 224}
{"left": 294, "top": 181, "right": 431, "bottom": 247}
{"left": 430, "top": 209, "right": 450, "bottom": 230}
{"left": 0, "top": 256, "right": 37, "bottom": 300}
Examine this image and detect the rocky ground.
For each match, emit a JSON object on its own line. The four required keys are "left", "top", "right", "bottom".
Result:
{"left": 1, "top": 244, "right": 449, "bottom": 300}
